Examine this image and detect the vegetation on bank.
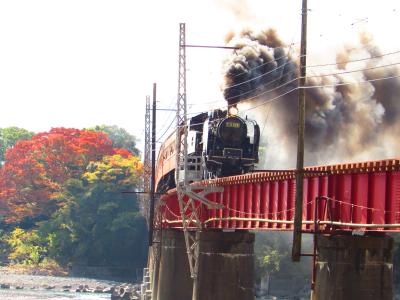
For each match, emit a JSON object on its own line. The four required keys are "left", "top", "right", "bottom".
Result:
{"left": 254, "top": 232, "right": 400, "bottom": 296}
{"left": 254, "top": 232, "right": 312, "bottom": 282}
{"left": 0, "top": 126, "right": 147, "bottom": 278}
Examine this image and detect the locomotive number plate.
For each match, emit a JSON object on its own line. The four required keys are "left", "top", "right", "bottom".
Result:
{"left": 223, "top": 148, "right": 243, "bottom": 158}
{"left": 225, "top": 122, "right": 240, "bottom": 128}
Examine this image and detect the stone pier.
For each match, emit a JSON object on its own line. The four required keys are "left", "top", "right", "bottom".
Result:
{"left": 312, "top": 234, "right": 393, "bottom": 300}
{"left": 152, "top": 229, "right": 255, "bottom": 300}
{"left": 154, "top": 229, "right": 192, "bottom": 300}
{"left": 196, "top": 230, "right": 255, "bottom": 300}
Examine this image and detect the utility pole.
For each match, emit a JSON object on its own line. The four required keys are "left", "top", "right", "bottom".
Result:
{"left": 148, "top": 84, "right": 156, "bottom": 246}
{"left": 292, "top": 0, "right": 308, "bottom": 261}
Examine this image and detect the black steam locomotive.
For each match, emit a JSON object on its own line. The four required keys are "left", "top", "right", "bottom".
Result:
{"left": 155, "top": 106, "right": 260, "bottom": 192}
{"left": 190, "top": 106, "right": 260, "bottom": 178}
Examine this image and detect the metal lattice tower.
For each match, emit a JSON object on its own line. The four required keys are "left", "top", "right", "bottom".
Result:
{"left": 175, "top": 23, "right": 188, "bottom": 186}
{"left": 174, "top": 23, "right": 200, "bottom": 282}
{"left": 174, "top": 24, "right": 223, "bottom": 298}
{"left": 144, "top": 95, "right": 151, "bottom": 193}
{"left": 142, "top": 95, "right": 152, "bottom": 222}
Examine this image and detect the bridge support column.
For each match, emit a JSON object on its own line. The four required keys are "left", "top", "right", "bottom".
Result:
{"left": 154, "top": 229, "right": 193, "bottom": 300}
{"left": 196, "top": 230, "right": 255, "bottom": 300}
{"left": 312, "top": 234, "right": 393, "bottom": 300}
{"left": 148, "top": 244, "right": 160, "bottom": 300}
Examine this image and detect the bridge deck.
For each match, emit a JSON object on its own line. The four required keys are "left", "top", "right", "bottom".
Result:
{"left": 158, "top": 159, "right": 400, "bottom": 232}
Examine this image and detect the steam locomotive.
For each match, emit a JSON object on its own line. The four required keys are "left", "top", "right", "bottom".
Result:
{"left": 155, "top": 106, "right": 260, "bottom": 192}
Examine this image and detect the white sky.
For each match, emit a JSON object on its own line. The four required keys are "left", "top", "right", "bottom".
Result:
{"left": 0, "top": 0, "right": 399, "bottom": 153}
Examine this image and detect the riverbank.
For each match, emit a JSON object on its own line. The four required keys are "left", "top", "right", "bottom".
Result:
{"left": 0, "top": 289, "right": 110, "bottom": 300}
{"left": 0, "top": 271, "right": 120, "bottom": 291}
{"left": 0, "top": 266, "right": 147, "bottom": 300}
{"left": 0, "top": 264, "right": 68, "bottom": 277}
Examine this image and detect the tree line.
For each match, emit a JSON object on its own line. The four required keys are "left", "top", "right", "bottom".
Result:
{"left": 0, "top": 125, "right": 147, "bottom": 278}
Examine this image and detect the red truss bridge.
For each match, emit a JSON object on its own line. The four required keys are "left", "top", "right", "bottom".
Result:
{"left": 157, "top": 158, "right": 400, "bottom": 232}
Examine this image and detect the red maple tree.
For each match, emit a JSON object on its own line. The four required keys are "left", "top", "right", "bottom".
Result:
{"left": 0, "top": 128, "right": 121, "bottom": 222}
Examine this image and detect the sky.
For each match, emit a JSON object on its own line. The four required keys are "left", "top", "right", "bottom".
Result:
{"left": 0, "top": 0, "right": 399, "bottom": 154}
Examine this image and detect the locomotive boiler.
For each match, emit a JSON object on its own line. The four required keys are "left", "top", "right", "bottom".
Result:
{"left": 155, "top": 106, "right": 260, "bottom": 192}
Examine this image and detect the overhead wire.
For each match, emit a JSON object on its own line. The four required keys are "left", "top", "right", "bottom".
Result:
{"left": 159, "top": 9, "right": 400, "bottom": 138}
{"left": 307, "top": 50, "right": 400, "bottom": 69}
{"left": 215, "top": 41, "right": 400, "bottom": 93}
{"left": 258, "top": 32, "right": 300, "bottom": 141}
{"left": 196, "top": 54, "right": 400, "bottom": 110}
{"left": 228, "top": 45, "right": 301, "bottom": 78}
{"left": 301, "top": 73, "right": 400, "bottom": 90}
{"left": 307, "top": 61, "right": 400, "bottom": 79}
{"left": 157, "top": 115, "right": 176, "bottom": 142}
{"left": 223, "top": 1, "right": 379, "bottom": 81}
{"left": 240, "top": 73, "right": 400, "bottom": 114}
{"left": 187, "top": 49, "right": 400, "bottom": 109}
{"left": 175, "top": 72, "right": 400, "bottom": 129}
{"left": 308, "top": 4, "right": 400, "bottom": 43}
{"left": 155, "top": 94, "right": 179, "bottom": 143}
{"left": 183, "top": 5, "right": 400, "bottom": 116}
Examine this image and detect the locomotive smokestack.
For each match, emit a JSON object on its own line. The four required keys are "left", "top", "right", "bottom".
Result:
{"left": 228, "top": 105, "right": 239, "bottom": 116}
{"left": 222, "top": 29, "right": 400, "bottom": 167}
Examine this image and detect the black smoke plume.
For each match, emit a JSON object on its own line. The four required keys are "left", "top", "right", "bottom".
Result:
{"left": 222, "top": 29, "right": 400, "bottom": 168}
{"left": 223, "top": 29, "right": 298, "bottom": 106}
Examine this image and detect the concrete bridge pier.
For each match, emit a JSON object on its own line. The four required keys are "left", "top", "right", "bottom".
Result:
{"left": 312, "top": 233, "right": 393, "bottom": 300}
{"left": 154, "top": 229, "right": 192, "bottom": 300}
{"left": 153, "top": 229, "right": 255, "bottom": 300}
{"left": 195, "top": 230, "right": 255, "bottom": 300}
{"left": 147, "top": 243, "right": 160, "bottom": 300}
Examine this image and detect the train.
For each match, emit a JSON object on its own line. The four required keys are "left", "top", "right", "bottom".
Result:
{"left": 155, "top": 106, "right": 260, "bottom": 193}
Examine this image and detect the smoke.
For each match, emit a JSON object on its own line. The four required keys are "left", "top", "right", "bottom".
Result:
{"left": 222, "top": 29, "right": 400, "bottom": 168}
{"left": 216, "top": 0, "right": 255, "bottom": 22}
{"left": 223, "top": 29, "right": 297, "bottom": 107}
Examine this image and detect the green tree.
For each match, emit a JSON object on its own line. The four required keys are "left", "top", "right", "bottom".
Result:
{"left": 0, "top": 127, "right": 34, "bottom": 162}
{"left": 255, "top": 232, "right": 285, "bottom": 278}
{"left": 90, "top": 125, "right": 139, "bottom": 156}
{"left": 254, "top": 232, "right": 312, "bottom": 282}
{"left": 42, "top": 155, "right": 147, "bottom": 273}
{"left": 5, "top": 228, "right": 47, "bottom": 265}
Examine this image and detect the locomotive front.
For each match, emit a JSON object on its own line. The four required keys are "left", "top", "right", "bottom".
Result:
{"left": 203, "top": 107, "right": 260, "bottom": 177}
{"left": 218, "top": 116, "right": 247, "bottom": 157}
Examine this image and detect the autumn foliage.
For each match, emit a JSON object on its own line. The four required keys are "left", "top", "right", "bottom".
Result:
{"left": 0, "top": 127, "right": 138, "bottom": 223}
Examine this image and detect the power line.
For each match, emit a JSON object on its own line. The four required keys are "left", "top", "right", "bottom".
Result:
{"left": 188, "top": 49, "right": 400, "bottom": 108}
{"left": 156, "top": 115, "right": 176, "bottom": 142}
{"left": 302, "top": 73, "right": 400, "bottom": 90}
{"left": 240, "top": 73, "right": 400, "bottom": 113}
{"left": 224, "top": 57, "right": 297, "bottom": 90}
{"left": 307, "top": 61, "right": 400, "bottom": 79}
{"left": 156, "top": 96, "right": 177, "bottom": 136}
{"left": 228, "top": 47, "right": 300, "bottom": 79}
{"left": 220, "top": 44, "right": 400, "bottom": 91}
{"left": 307, "top": 50, "right": 400, "bottom": 69}
{"left": 176, "top": 72, "right": 400, "bottom": 128}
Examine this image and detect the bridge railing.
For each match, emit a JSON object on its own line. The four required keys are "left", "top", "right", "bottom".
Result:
{"left": 158, "top": 159, "right": 400, "bottom": 232}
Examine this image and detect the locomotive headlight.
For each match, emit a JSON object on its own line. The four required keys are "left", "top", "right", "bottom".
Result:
{"left": 228, "top": 105, "right": 239, "bottom": 116}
